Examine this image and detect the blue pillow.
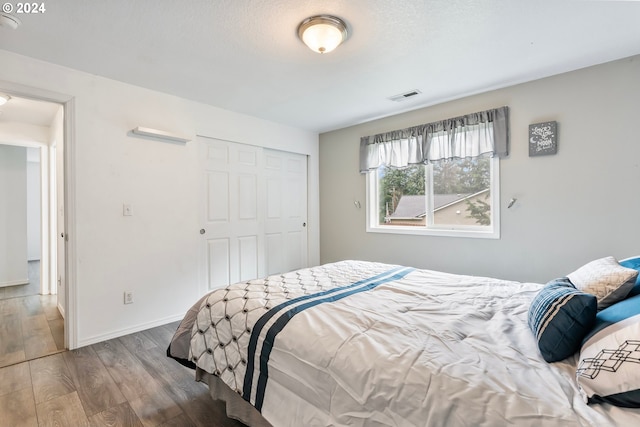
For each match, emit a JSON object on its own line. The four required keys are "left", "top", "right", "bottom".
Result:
{"left": 528, "top": 278, "right": 598, "bottom": 362}
{"left": 576, "top": 294, "right": 640, "bottom": 407}
{"left": 619, "top": 257, "right": 640, "bottom": 298}
{"left": 583, "top": 293, "right": 640, "bottom": 344}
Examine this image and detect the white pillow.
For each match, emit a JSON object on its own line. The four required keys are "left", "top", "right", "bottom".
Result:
{"left": 576, "top": 312, "right": 640, "bottom": 407}
{"left": 567, "top": 256, "right": 638, "bottom": 309}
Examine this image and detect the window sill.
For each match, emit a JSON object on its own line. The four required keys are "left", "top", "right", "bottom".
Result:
{"left": 366, "top": 225, "right": 500, "bottom": 239}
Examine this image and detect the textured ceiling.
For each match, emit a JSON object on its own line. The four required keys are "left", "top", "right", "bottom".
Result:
{"left": 1, "top": 0, "right": 639, "bottom": 132}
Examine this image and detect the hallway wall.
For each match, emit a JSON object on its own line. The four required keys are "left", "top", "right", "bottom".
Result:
{"left": 0, "top": 144, "right": 28, "bottom": 287}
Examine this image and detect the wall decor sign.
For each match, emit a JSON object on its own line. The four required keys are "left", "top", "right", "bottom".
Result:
{"left": 529, "top": 121, "right": 557, "bottom": 156}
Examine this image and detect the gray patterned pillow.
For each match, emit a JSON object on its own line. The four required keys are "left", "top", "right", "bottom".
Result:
{"left": 567, "top": 257, "right": 638, "bottom": 310}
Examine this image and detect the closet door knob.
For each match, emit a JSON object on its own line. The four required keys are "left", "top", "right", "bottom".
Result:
{"left": 200, "top": 229, "right": 206, "bottom": 235}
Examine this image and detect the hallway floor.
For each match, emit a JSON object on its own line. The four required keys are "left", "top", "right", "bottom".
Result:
{"left": 0, "top": 261, "right": 41, "bottom": 301}
{"left": 0, "top": 294, "right": 64, "bottom": 368}
{"left": 0, "top": 261, "right": 64, "bottom": 369}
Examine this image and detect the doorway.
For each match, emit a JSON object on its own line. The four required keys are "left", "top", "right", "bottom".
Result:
{"left": 0, "top": 93, "right": 66, "bottom": 367}
{"left": 0, "top": 146, "right": 41, "bottom": 299}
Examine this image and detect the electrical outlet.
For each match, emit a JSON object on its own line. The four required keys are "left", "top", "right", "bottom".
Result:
{"left": 124, "top": 291, "right": 134, "bottom": 304}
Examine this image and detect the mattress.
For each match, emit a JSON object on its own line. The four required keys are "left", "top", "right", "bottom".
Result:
{"left": 168, "top": 260, "right": 640, "bottom": 426}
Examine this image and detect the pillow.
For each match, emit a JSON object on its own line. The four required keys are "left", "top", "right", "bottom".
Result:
{"left": 576, "top": 294, "right": 640, "bottom": 407}
{"left": 567, "top": 256, "right": 638, "bottom": 309}
{"left": 619, "top": 256, "right": 640, "bottom": 298}
{"left": 528, "top": 278, "right": 597, "bottom": 362}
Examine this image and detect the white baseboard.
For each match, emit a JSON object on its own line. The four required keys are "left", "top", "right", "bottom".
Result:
{"left": 57, "top": 302, "right": 65, "bottom": 319}
{"left": 77, "top": 313, "right": 184, "bottom": 348}
{"left": 0, "top": 278, "right": 29, "bottom": 288}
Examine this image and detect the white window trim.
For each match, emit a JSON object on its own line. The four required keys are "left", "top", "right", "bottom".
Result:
{"left": 365, "top": 158, "right": 500, "bottom": 239}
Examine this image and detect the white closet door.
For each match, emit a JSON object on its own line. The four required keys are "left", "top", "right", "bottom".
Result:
{"left": 199, "top": 137, "right": 262, "bottom": 290}
{"left": 264, "top": 149, "right": 308, "bottom": 275}
{"left": 198, "top": 137, "right": 307, "bottom": 292}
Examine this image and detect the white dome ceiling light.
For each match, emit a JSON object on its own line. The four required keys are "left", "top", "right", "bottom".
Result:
{"left": 297, "top": 15, "right": 348, "bottom": 54}
{"left": 0, "top": 13, "right": 21, "bottom": 30}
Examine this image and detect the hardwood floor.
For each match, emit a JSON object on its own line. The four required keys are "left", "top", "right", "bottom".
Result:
{"left": 1, "top": 259, "right": 65, "bottom": 369}
{"left": 0, "top": 294, "right": 65, "bottom": 368}
{"left": 0, "top": 322, "right": 248, "bottom": 427}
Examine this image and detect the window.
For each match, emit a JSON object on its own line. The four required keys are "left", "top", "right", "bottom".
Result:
{"left": 366, "top": 156, "right": 500, "bottom": 238}
{"left": 360, "top": 106, "right": 508, "bottom": 239}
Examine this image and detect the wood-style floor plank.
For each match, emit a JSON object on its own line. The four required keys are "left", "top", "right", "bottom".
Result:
{"left": 143, "top": 322, "right": 179, "bottom": 348}
{"left": 20, "top": 295, "right": 44, "bottom": 317}
{"left": 0, "top": 362, "right": 31, "bottom": 397}
{"left": 94, "top": 339, "right": 162, "bottom": 402}
{"left": 0, "top": 322, "right": 249, "bottom": 427}
{"left": 0, "top": 313, "right": 26, "bottom": 367}
{"left": 22, "top": 313, "right": 59, "bottom": 360}
{"left": 0, "top": 387, "right": 38, "bottom": 427}
{"left": 119, "top": 331, "right": 204, "bottom": 401}
{"left": 48, "top": 318, "right": 65, "bottom": 351}
{"left": 35, "top": 391, "right": 89, "bottom": 427}
{"left": 40, "top": 296, "right": 61, "bottom": 321}
{"left": 95, "top": 338, "right": 183, "bottom": 426}
{"left": 174, "top": 393, "right": 245, "bottom": 427}
{"left": 0, "top": 297, "right": 21, "bottom": 315}
{"left": 0, "top": 292, "right": 64, "bottom": 369}
{"left": 0, "top": 295, "right": 63, "bottom": 369}
{"left": 127, "top": 385, "right": 184, "bottom": 427}
{"left": 63, "top": 346, "right": 127, "bottom": 417}
{"left": 29, "top": 353, "right": 76, "bottom": 404}
{"left": 88, "top": 402, "right": 144, "bottom": 427}
{"left": 157, "top": 412, "right": 197, "bottom": 427}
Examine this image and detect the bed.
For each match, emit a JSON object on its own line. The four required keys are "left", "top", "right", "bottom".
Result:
{"left": 168, "top": 258, "right": 640, "bottom": 426}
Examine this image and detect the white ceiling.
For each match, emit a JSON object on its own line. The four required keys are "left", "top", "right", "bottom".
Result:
{"left": 1, "top": 0, "right": 639, "bottom": 133}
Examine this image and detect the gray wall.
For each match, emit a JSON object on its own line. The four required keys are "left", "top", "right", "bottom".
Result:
{"left": 319, "top": 55, "right": 640, "bottom": 283}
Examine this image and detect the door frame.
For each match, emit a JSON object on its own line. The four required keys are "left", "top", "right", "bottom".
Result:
{"left": 0, "top": 80, "right": 77, "bottom": 349}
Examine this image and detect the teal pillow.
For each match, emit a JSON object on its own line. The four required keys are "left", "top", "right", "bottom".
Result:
{"left": 584, "top": 293, "right": 640, "bottom": 344}
{"left": 528, "top": 278, "right": 597, "bottom": 362}
{"left": 619, "top": 257, "right": 640, "bottom": 298}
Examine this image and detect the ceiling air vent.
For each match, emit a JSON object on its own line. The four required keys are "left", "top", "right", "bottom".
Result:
{"left": 388, "top": 89, "right": 422, "bottom": 102}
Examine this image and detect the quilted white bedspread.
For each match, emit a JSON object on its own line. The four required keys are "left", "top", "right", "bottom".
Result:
{"left": 186, "top": 260, "right": 640, "bottom": 426}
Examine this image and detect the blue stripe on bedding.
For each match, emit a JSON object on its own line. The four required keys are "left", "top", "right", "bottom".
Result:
{"left": 241, "top": 266, "right": 408, "bottom": 401}
{"left": 243, "top": 266, "right": 414, "bottom": 411}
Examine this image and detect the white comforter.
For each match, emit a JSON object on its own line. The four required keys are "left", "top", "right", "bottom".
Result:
{"left": 188, "top": 261, "right": 640, "bottom": 426}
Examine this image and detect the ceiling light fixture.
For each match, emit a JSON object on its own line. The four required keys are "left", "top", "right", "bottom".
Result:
{"left": 0, "top": 94, "right": 11, "bottom": 106}
{"left": 0, "top": 13, "right": 21, "bottom": 29}
{"left": 297, "top": 15, "right": 348, "bottom": 54}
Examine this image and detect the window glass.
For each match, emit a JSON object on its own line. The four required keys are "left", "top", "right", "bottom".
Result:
{"left": 432, "top": 157, "right": 491, "bottom": 226}
{"left": 368, "top": 157, "right": 499, "bottom": 238}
